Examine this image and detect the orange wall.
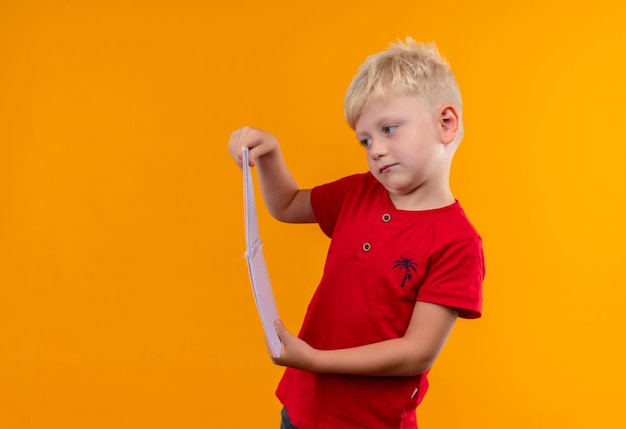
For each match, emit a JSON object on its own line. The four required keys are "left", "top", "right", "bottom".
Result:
{"left": 1, "top": 1, "right": 625, "bottom": 428}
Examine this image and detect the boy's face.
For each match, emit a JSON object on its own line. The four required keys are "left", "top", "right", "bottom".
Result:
{"left": 354, "top": 94, "right": 455, "bottom": 209}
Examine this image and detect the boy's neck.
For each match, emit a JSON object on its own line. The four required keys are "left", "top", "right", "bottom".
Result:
{"left": 388, "top": 187, "right": 455, "bottom": 211}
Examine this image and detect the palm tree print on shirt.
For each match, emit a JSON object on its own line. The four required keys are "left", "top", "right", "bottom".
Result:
{"left": 393, "top": 257, "right": 418, "bottom": 288}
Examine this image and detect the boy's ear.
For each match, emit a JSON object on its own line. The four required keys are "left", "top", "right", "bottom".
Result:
{"left": 438, "top": 105, "right": 460, "bottom": 145}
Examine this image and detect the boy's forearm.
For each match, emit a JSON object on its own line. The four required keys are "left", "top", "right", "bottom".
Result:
{"left": 310, "top": 337, "right": 434, "bottom": 377}
{"left": 273, "top": 303, "right": 457, "bottom": 377}
{"left": 256, "top": 149, "right": 296, "bottom": 216}
{"left": 256, "top": 150, "right": 313, "bottom": 223}
{"left": 228, "top": 125, "right": 314, "bottom": 223}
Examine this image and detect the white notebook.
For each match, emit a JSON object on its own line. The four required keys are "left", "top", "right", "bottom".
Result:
{"left": 242, "top": 147, "right": 282, "bottom": 358}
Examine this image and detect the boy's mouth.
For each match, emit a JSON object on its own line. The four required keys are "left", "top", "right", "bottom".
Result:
{"left": 379, "top": 163, "right": 397, "bottom": 174}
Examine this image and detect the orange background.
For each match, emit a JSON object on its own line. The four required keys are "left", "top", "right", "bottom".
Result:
{"left": 1, "top": 1, "right": 625, "bottom": 428}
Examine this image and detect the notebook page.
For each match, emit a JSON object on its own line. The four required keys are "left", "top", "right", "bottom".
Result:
{"left": 242, "top": 147, "right": 282, "bottom": 358}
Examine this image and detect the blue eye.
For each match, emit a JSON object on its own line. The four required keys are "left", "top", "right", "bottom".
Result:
{"left": 383, "top": 125, "right": 397, "bottom": 135}
{"left": 359, "top": 138, "right": 372, "bottom": 148}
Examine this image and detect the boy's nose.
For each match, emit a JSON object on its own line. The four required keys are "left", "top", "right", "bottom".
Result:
{"left": 369, "top": 139, "right": 388, "bottom": 159}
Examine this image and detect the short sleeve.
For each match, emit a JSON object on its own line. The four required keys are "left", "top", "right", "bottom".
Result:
{"left": 311, "top": 174, "right": 364, "bottom": 238}
{"left": 417, "top": 237, "right": 484, "bottom": 319}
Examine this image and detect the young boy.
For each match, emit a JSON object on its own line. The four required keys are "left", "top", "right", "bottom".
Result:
{"left": 228, "top": 38, "right": 484, "bottom": 429}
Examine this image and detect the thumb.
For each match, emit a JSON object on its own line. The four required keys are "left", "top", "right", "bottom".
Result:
{"left": 274, "top": 319, "right": 288, "bottom": 343}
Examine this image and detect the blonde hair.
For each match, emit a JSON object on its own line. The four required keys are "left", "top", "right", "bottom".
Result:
{"left": 344, "top": 37, "right": 463, "bottom": 141}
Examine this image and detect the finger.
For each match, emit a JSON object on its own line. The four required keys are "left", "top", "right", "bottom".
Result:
{"left": 247, "top": 149, "right": 259, "bottom": 167}
{"left": 274, "top": 319, "right": 288, "bottom": 344}
{"left": 228, "top": 130, "right": 245, "bottom": 168}
{"left": 230, "top": 127, "right": 262, "bottom": 167}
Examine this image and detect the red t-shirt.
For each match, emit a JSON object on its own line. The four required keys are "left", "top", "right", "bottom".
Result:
{"left": 276, "top": 172, "right": 484, "bottom": 429}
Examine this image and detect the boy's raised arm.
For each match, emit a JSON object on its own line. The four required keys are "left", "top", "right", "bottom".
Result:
{"left": 228, "top": 126, "right": 315, "bottom": 224}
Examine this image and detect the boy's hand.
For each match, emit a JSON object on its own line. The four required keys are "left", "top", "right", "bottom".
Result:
{"left": 228, "top": 126, "right": 280, "bottom": 169}
{"left": 272, "top": 320, "right": 318, "bottom": 371}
